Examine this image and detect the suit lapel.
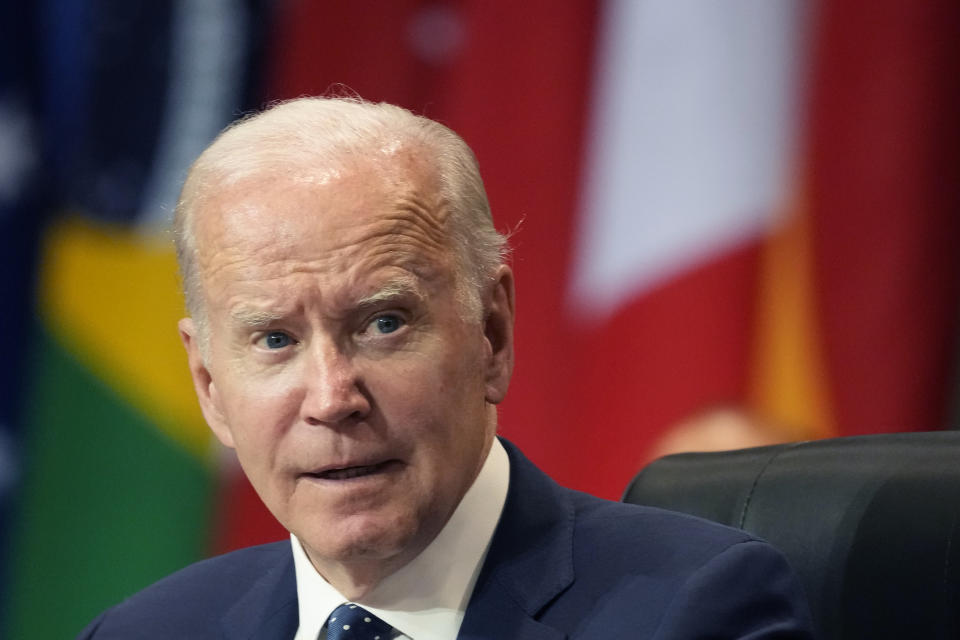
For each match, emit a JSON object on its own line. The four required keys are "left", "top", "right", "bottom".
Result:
{"left": 458, "top": 438, "right": 574, "bottom": 640}
{"left": 458, "top": 588, "right": 567, "bottom": 640}
{"left": 220, "top": 544, "right": 299, "bottom": 639}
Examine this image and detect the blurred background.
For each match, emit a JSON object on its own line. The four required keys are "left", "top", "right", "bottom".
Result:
{"left": 1, "top": 0, "right": 959, "bottom": 636}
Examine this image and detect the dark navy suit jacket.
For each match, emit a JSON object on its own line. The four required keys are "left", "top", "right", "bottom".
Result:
{"left": 78, "top": 439, "right": 815, "bottom": 639}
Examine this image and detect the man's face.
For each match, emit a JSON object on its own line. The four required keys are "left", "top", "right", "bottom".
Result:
{"left": 179, "top": 156, "right": 513, "bottom": 582}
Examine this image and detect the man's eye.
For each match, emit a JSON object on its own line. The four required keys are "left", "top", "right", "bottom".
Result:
{"left": 263, "top": 331, "right": 292, "bottom": 349}
{"left": 372, "top": 314, "right": 404, "bottom": 334}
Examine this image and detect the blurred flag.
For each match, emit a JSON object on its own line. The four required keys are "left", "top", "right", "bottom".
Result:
{"left": 1, "top": 1, "right": 269, "bottom": 637}
{"left": 0, "top": 4, "right": 46, "bottom": 635}
{"left": 802, "top": 0, "right": 960, "bottom": 438}
{"left": 559, "top": 0, "right": 812, "bottom": 494}
{"left": 544, "top": 0, "right": 960, "bottom": 496}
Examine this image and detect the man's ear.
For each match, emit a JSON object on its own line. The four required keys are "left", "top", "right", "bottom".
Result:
{"left": 483, "top": 265, "right": 515, "bottom": 405}
{"left": 178, "top": 317, "right": 235, "bottom": 449}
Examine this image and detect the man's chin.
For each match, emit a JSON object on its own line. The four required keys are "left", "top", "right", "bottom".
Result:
{"left": 299, "top": 517, "right": 420, "bottom": 572}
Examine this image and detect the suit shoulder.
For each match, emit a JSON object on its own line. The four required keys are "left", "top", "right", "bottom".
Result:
{"left": 567, "top": 489, "right": 762, "bottom": 571}
{"left": 76, "top": 541, "right": 293, "bottom": 639}
{"left": 124, "top": 540, "right": 291, "bottom": 599}
{"left": 548, "top": 491, "right": 814, "bottom": 637}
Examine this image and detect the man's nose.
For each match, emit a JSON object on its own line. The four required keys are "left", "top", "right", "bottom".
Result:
{"left": 299, "top": 342, "right": 370, "bottom": 426}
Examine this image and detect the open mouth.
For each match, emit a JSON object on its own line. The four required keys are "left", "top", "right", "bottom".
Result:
{"left": 306, "top": 460, "right": 397, "bottom": 481}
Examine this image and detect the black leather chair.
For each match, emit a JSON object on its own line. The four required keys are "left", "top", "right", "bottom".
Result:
{"left": 623, "top": 431, "right": 960, "bottom": 640}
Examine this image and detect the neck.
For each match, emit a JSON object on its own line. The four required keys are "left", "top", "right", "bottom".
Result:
{"left": 308, "top": 554, "right": 413, "bottom": 601}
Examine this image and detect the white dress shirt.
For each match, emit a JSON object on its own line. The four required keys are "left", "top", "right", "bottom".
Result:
{"left": 292, "top": 438, "right": 510, "bottom": 640}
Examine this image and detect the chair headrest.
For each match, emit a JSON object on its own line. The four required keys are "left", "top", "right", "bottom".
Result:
{"left": 623, "top": 431, "right": 960, "bottom": 640}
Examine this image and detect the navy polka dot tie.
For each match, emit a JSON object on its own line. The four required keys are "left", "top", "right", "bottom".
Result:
{"left": 325, "top": 603, "right": 394, "bottom": 640}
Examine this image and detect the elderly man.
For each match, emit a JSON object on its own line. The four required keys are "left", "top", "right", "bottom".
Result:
{"left": 78, "top": 97, "right": 814, "bottom": 639}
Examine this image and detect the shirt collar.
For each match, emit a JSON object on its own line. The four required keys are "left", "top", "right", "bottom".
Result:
{"left": 292, "top": 437, "right": 510, "bottom": 640}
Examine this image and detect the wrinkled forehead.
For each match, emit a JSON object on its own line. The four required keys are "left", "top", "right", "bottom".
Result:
{"left": 192, "top": 156, "right": 456, "bottom": 288}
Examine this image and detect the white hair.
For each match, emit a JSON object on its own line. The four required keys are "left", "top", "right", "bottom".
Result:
{"left": 173, "top": 97, "right": 509, "bottom": 346}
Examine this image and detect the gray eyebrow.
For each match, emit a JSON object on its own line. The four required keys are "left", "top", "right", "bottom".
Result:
{"left": 229, "top": 306, "right": 284, "bottom": 328}
{"left": 355, "top": 276, "right": 425, "bottom": 308}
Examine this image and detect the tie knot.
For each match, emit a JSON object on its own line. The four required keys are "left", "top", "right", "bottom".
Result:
{"left": 325, "top": 603, "right": 394, "bottom": 640}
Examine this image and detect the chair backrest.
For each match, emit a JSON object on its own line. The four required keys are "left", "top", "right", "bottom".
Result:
{"left": 623, "top": 431, "right": 960, "bottom": 640}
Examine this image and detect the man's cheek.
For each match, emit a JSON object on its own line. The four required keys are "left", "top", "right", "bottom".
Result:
{"left": 231, "top": 372, "right": 303, "bottom": 414}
